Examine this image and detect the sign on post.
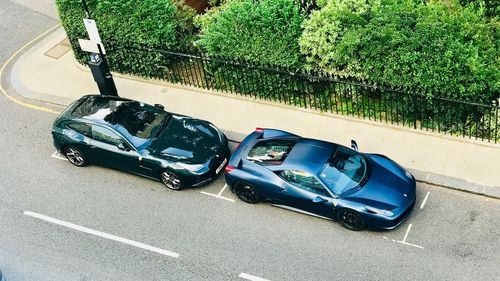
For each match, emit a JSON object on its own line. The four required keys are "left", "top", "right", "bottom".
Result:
{"left": 78, "top": 39, "right": 106, "bottom": 55}
{"left": 83, "top": 18, "right": 102, "bottom": 43}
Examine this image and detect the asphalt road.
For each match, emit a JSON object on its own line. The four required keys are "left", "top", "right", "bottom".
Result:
{"left": 1, "top": 2, "right": 500, "bottom": 280}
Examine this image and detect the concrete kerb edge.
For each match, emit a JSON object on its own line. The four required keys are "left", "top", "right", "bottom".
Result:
{"left": 10, "top": 29, "right": 74, "bottom": 107}
{"left": 2, "top": 24, "right": 68, "bottom": 110}
{"left": 9, "top": 26, "right": 500, "bottom": 200}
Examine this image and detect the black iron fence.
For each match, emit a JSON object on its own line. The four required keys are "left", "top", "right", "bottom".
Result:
{"left": 104, "top": 42, "right": 500, "bottom": 143}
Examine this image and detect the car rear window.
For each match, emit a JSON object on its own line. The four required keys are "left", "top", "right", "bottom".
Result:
{"left": 247, "top": 139, "right": 296, "bottom": 165}
{"left": 67, "top": 123, "right": 91, "bottom": 137}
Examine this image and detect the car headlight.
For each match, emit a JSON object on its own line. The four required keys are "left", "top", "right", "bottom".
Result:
{"left": 366, "top": 206, "right": 394, "bottom": 217}
{"left": 175, "top": 163, "right": 205, "bottom": 172}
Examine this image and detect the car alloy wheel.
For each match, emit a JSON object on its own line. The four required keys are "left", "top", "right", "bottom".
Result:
{"left": 64, "top": 146, "right": 86, "bottom": 167}
{"left": 337, "top": 209, "right": 366, "bottom": 231}
{"left": 234, "top": 182, "right": 260, "bottom": 204}
{"left": 161, "top": 171, "right": 182, "bottom": 190}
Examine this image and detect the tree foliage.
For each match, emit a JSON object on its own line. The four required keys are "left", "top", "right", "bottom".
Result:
{"left": 56, "top": 0, "right": 197, "bottom": 77}
{"left": 299, "top": 0, "right": 500, "bottom": 103}
{"left": 195, "top": 0, "right": 305, "bottom": 68}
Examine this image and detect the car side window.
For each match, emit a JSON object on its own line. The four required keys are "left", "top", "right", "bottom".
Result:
{"left": 67, "top": 123, "right": 91, "bottom": 137}
{"left": 280, "top": 170, "right": 330, "bottom": 197}
{"left": 91, "top": 125, "right": 123, "bottom": 146}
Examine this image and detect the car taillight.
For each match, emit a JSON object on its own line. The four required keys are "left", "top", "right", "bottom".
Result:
{"left": 225, "top": 165, "right": 235, "bottom": 173}
{"left": 255, "top": 127, "right": 264, "bottom": 133}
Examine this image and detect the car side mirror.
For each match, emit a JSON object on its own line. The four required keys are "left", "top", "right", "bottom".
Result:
{"left": 117, "top": 142, "right": 130, "bottom": 151}
{"left": 351, "top": 140, "right": 359, "bottom": 151}
{"left": 312, "top": 196, "right": 327, "bottom": 203}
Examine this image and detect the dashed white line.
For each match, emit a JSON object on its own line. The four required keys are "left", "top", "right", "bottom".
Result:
{"left": 239, "top": 273, "right": 271, "bottom": 281}
{"left": 402, "top": 223, "right": 413, "bottom": 243}
{"left": 51, "top": 151, "right": 67, "bottom": 161}
{"left": 200, "top": 184, "right": 235, "bottom": 202}
{"left": 420, "top": 191, "right": 430, "bottom": 209}
{"left": 24, "top": 211, "right": 179, "bottom": 258}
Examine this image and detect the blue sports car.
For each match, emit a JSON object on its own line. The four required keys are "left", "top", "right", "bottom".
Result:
{"left": 224, "top": 128, "right": 416, "bottom": 231}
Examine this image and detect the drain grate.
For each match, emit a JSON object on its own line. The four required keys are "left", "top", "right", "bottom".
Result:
{"left": 44, "top": 38, "right": 71, "bottom": 59}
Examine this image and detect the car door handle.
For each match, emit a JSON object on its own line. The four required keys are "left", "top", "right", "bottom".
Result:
{"left": 90, "top": 145, "right": 96, "bottom": 148}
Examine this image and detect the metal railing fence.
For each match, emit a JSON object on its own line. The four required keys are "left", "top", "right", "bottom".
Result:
{"left": 103, "top": 42, "right": 499, "bottom": 143}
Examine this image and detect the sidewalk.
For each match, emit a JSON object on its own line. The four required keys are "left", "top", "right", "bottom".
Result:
{"left": 7, "top": 27, "right": 500, "bottom": 199}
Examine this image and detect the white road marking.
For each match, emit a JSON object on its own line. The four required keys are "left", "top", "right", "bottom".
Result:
{"left": 239, "top": 273, "right": 271, "bottom": 281}
{"left": 23, "top": 211, "right": 179, "bottom": 258}
{"left": 217, "top": 184, "right": 229, "bottom": 196}
{"left": 382, "top": 236, "right": 424, "bottom": 250}
{"left": 420, "top": 191, "right": 430, "bottom": 209}
{"left": 51, "top": 151, "right": 68, "bottom": 161}
{"left": 396, "top": 240, "right": 424, "bottom": 249}
{"left": 402, "top": 223, "right": 413, "bottom": 243}
{"left": 200, "top": 184, "right": 235, "bottom": 202}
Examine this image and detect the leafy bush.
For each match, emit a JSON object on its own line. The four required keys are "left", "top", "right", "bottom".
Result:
{"left": 195, "top": 0, "right": 305, "bottom": 68}
{"left": 459, "top": 0, "right": 499, "bottom": 18}
{"left": 56, "top": 0, "right": 196, "bottom": 78}
{"left": 299, "top": 0, "right": 500, "bottom": 104}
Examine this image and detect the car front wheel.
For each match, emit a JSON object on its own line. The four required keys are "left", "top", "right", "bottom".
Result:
{"left": 337, "top": 209, "right": 366, "bottom": 231}
{"left": 234, "top": 182, "right": 260, "bottom": 204}
{"left": 161, "top": 170, "right": 183, "bottom": 190}
{"left": 64, "top": 146, "right": 87, "bottom": 167}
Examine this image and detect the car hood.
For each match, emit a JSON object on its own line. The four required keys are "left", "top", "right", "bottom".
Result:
{"left": 149, "top": 114, "right": 225, "bottom": 164}
{"left": 345, "top": 154, "right": 415, "bottom": 210}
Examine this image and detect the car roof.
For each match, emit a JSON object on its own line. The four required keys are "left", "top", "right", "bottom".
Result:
{"left": 69, "top": 95, "right": 164, "bottom": 127}
{"left": 277, "top": 138, "right": 336, "bottom": 174}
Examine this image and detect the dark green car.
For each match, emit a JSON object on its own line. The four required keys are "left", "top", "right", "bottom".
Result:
{"left": 52, "top": 95, "right": 230, "bottom": 190}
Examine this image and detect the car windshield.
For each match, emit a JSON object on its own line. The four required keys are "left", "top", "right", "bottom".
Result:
{"left": 75, "top": 97, "right": 169, "bottom": 148}
{"left": 319, "top": 147, "right": 367, "bottom": 196}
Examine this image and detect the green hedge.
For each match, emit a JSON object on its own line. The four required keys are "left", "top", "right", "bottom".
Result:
{"left": 299, "top": 0, "right": 500, "bottom": 104}
{"left": 56, "top": 0, "right": 197, "bottom": 78}
{"left": 459, "top": 0, "right": 499, "bottom": 18}
{"left": 195, "top": 0, "right": 304, "bottom": 68}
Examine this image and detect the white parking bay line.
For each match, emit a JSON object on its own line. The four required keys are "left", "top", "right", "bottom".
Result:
{"left": 239, "top": 273, "right": 271, "bottom": 281}
{"left": 396, "top": 240, "right": 424, "bottom": 249}
{"left": 23, "top": 211, "right": 179, "bottom": 258}
{"left": 420, "top": 191, "right": 431, "bottom": 209}
{"left": 217, "top": 184, "right": 229, "bottom": 196}
{"left": 51, "top": 151, "right": 67, "bottom": 161}
{"left": 200, "top": 184, "right": 235, "bottom": 202}
{"left": 402, "top": 223, "right": 413, "bottom": 243}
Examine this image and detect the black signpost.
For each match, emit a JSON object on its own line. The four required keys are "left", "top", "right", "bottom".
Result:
{"left": 81, "top": 0, "right": 118, "bottom": 96}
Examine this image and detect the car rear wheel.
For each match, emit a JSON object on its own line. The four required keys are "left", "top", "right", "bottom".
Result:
{"left": 64, "top": 146, "right": 87, "bottom": 167}
{"left": 337, "top": 209, "right": 365, "bottom": 231}
{"left": 161, "top": 170, "right": 183, "bottom": 190}
{"left": 234, "top": 182, "right": 260, "bottom": 204}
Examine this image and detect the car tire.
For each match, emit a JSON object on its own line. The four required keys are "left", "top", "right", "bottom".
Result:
{"left": 160, "top": 170, "right": 183, "bottom": 190}
{"left": 64, "top": 146, "right": 87, "bottom": 167}
{"left": 234, "top": 182, "right": 260, "bottom": 204}
{"left": 337, "top": 209, "right": 366, "bottom": 231}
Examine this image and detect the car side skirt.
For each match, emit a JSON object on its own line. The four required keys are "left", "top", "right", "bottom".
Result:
{"left": 270, "top": 204, "right": 334, "bottom": 221}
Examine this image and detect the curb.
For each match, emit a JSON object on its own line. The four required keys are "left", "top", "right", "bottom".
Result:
{"left": 5, "top": 26, "right": 500, "bottom": 201}
{"left": 0, "top": 24, "right": 64, "bottom": 114}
